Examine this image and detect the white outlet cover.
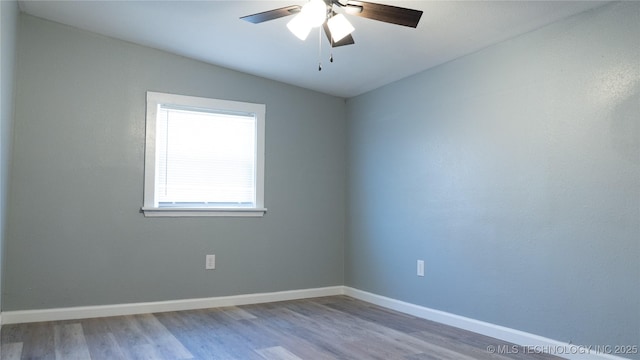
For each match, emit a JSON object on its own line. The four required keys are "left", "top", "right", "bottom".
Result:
{"left": 206, "top": 254, "right": 216, "bottom": 270}
{"left": 417, "top": 260, "right": 425, "bottom": 277}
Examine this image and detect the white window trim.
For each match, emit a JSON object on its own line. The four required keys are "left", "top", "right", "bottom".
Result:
{"left": 142, "top": 91, "right": 266, "bottom": 217}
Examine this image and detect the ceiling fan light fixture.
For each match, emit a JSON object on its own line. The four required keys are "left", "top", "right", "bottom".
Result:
{"left": 327, "top": 13, "right": 354, "bottom": 42}
{"left": 301, "top": 0, "right": 328, "bottom": 28}
{"left": 287, "top": 14, "right": 313, "bottom": 40}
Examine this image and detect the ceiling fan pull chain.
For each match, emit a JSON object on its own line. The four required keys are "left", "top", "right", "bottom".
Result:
{"left": 318, "top": 27, "right": 323, "bottom": 71}
{"left": 330, "top": 27, "right": 334, "bottom": 63}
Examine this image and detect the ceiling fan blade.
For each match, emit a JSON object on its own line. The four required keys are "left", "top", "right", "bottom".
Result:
{"left": 240, "top": 5, "right": 301, "bottom": 24}
{"left": 344, "top": 1, "right": 422, "bottom": 28}
{"left": 335, "top": 33, "right": 355, "bottom": 47}
{"left": 322, "top": 21, "right": 355, "bottom": 47}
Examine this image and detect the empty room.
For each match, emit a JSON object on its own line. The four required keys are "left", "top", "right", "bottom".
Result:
{"left": 0, "top": 0, "right": 638, "bottom": 359}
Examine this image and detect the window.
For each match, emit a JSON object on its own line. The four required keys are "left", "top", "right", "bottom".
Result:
{"left": 142, "top": 91, "right": 266, "bottom": 217}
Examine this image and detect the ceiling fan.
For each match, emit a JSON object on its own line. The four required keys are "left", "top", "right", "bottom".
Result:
{"left": 240, "top": 0, "right": 423, "bottom": 49}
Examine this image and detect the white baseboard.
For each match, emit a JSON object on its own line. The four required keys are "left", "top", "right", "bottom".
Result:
{"left": 344, "top": 287, "right": 629, "bottom": 360}
{"left": 1, "top": 286, "right": 628, "bottom": 360}
{"left": 1, "top": 286, "right": 345, "bottom": 325}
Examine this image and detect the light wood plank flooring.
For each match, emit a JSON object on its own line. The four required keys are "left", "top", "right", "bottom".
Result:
{"left": 1, "top": 296, "right": 562, "bottom": 360}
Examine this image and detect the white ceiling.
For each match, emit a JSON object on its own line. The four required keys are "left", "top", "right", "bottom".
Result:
{"left": 18, "top": 0, "right": 610, "bottom": 98}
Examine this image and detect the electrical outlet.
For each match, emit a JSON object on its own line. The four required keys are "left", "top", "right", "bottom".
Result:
{"left": 417, "top": 260, "right": 425, "bottom": 277}
{"left": 206, "top": 254, "right": 216, "bottom": 270}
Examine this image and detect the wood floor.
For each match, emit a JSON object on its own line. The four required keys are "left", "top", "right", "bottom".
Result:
{"left": 1, "top": 296, "right": 562, "bottom": 360}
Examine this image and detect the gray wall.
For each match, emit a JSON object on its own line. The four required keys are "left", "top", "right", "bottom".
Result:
{"left": 346, "top": 1, "right": 639, "bottom": 355}
{"left": 5, "top": 14, "right": 346, "bottom": 310}
{"left": 1, "top": 0, "right": 20, "bottom": 313}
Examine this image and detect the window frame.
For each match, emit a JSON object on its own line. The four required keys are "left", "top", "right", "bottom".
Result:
{"left": 142, "top": 91, "right": 266, "bottom": 217}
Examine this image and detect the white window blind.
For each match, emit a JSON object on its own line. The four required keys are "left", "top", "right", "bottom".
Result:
{"left": 155, "top": 106, "right": 257, "bottom": 207}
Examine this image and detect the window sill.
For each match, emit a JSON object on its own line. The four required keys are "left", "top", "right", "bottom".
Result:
{"left": 141, "top": 207, "right": 267, "bottom": 218}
